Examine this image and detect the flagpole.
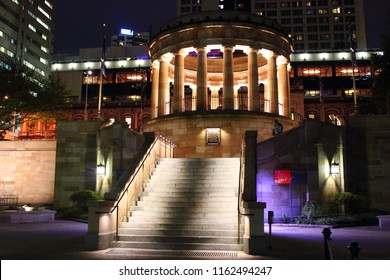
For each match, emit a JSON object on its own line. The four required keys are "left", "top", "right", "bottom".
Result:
{"left": 348, "top": 12, "right": 358, "bottom": 115}
{"left": 97, "top": 23, "right": 106, "bottom": 119}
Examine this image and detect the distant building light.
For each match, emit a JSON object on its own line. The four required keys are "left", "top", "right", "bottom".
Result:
{"left": 120, "top": 28, "right": 134, "bottom": 36}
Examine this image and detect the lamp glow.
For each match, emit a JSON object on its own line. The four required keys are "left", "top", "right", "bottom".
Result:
{"left": 97, "top": 163, "right": 105, "bottom": 176}
{"left": 331, "top": 162, "right": 340, "bottom": 175}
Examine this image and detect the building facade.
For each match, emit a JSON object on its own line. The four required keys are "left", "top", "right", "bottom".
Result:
{"left": 177, "top": 0, "right": 367, "bottom": 51}
{"left": 0, "top": 0, "right": 56, "bottom": 77}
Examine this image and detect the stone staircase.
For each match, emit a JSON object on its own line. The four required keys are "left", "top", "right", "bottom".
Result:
{"left": 110, "top": 157, "right": 243, "bottom": 251}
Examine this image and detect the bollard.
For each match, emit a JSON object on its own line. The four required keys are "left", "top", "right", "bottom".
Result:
{"left": 322, "top": 228, "right": 332, "bottom": 260}
{"left": 347, "top": 241, "right": 361, "bottom": 260}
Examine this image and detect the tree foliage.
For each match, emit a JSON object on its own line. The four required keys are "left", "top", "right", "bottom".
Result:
{"left": 371, "top": 30, "right": 390, "bottom": 114}
{"left": 0, "top": 55, "right": 71, "bottom": 134}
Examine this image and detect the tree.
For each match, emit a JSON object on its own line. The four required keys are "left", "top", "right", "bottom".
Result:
{"left": 0, "top": 55, "right": 70, "bottom": 137}
{"left": 371, "top": 28, "right": 390, "bottom": 114}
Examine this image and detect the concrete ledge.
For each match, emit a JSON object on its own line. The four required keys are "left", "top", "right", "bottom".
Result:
{"left": 377, "top": 215, "right": 390, "bottom": 230}
{"left": 0, "top": 210, "right": 56, "bottom": 223}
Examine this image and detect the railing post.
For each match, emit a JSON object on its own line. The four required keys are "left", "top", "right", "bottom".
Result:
{"left": 347, "top": 241, "right": 361, "bottom": 260}
{"left": 241, "top": 131, "right": 267, "bottom": 255}
{"left": 322, "top": 228, "right": 333, "bottom": 260}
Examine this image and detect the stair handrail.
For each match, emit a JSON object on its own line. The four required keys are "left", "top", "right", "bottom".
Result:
{"left": 237, "top": 134, "right": 246, "bottom": 243}
{"left": 110, "top": 134, "right": 175, "bottom": 241}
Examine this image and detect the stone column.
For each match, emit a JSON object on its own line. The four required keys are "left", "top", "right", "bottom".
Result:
{"left": 246, "top": 48, "right": 260, "bottom": 111}
{"left": 277, "top": 56, "right": 289, "bottom": 117}
{"left": 234, "top": 86, "right": 239, "bottom": 110}
{"left": 158, "top": 55, "right": 171, "bottom": 116}
{"left": 242, "top": 131, "right": 267, "bottom": 255}
{"left": 223, "top": 45, "right": 234, "bottom": 110}
{"left": 263, "top": 50, "right": 278, "bottom": 114}
{"left": 196, "top": 47, "right": 208, "bottom": 112}
{"left": 190, "top": 85, "right": 197, "bottom": 111}
{"left": 210, "top": 87, "right": 220, "bottom": 110}
{"left": 173, "top": 50, "right": 186, "bottom": 114}
{"left": 151, "top": 60, "right": 160, "bottom": 119}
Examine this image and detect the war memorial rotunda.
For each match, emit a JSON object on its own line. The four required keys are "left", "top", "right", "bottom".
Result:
{"left": 142, "top": 10, "right": 297, "bottom": 157}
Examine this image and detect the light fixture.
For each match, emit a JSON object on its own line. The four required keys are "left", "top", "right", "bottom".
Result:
{"left": 206, "top": 128, "right": 221, "bottom": 145}
{"left": 97, "top": 163, "right": 106, "bottom": 176}
{"left": 330, "top": 162, "right": 340, "bottom": 175}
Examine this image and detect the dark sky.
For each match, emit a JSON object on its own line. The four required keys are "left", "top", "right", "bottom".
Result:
{"left": 53, "top": 0, "right": 390, "bottom": 55}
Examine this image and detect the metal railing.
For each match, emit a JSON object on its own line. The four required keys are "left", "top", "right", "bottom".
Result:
{"left": 110, "top": 135, "right": 175, "bottom": 241}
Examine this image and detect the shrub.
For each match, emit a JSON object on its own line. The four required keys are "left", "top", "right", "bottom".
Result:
{"left": 331, "top": 192, "right": 369, "bottom": 214}
{"left": 301, "top": 200, "right": 322, "bottom": 220}
{"left": 69, "top": 190, "right": 102, "bottom": 209}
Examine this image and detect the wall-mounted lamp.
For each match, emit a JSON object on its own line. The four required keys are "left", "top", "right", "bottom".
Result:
{"left": 330, "top": 162, "right": 340, "bottom": 176}
{"left": 97, "top": 163, "right": 106, "bottom": 176}
{"left": 206, "top": 128, "right": 221, "bottom": 145}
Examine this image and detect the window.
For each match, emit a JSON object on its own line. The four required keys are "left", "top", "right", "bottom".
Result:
{"left": 125, "top": 117, "right": 132, "bottom": 128}
{"left": 281, "top": 10, "right": 291, "bottom": 16}
{"left": 280, "top": 2, "right": 290, "bottom": 8}
{"left": 293, "top": 18, "right": 303, "bottom": 24}
{"left": 318, "top": 0, "right": 328, "bottom": 5}
{"left": 307, "top": 26, "right": 318, "bottom": 32}
{"left": 294, "top": 35, "right": 304, "bottom": 41}
{"left": 308, "top": 34, "right": 318, "bottom": 40}
{"left": 306, "top": 1, "right": 316, "bottom": 6}
{"left": 294, "top": 26, "right": 304, "bottom": 32}
{"left": 281, "top": 18, "right": 291, "bottom": 24}
{"left": 332, "top": 7, "right": 341, "bottom": 13}
{"left": 267, "top": 2, "right": 277, "bottom": 8}
{"left": 307, "top": 17, "right": 317, "bottom": 23}
{"left": 307, "top": 9, "right": 316, "bottom": 15}
{"left": 292, "top": 1, "right": 302, "bottom": 7}
{"left": 318, "top": 9, "right": 328, "bottom": 14}
{"left": 267, "top": 10, "right": 277, "bottom": 17}
{"left": 293, "top": 9, "right": 303, "bottom": 15}
{"left": 320, "top": 34, "right": 330, "bottom": 40}
{"left": 333, "top": 16, "right": 343, "bottom": 22}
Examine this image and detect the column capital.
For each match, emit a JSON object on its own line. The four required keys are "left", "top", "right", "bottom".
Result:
{"left": 152, "top": 60, "right": 160, "bottom": 68}
{"left": 222, "top": 45, "right": 235, "bottom": 52}
{"left": 277, "top": 56, "right": 289, "bottom": 66}
{"left": 174, "top": 49, "right": 189, "bottom": 57}
{"left": 159, "top": 53, "right": 173, "bottom": 63}
{"left": 260, "top": 49, "right": 277, "bottom": 60}
{"left": 242, "top": 47, "right": 259, "bottom": 55}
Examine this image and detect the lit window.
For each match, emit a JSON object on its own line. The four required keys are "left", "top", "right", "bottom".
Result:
{"left": 125, "top": 117, "right": 132, "bottom": 128}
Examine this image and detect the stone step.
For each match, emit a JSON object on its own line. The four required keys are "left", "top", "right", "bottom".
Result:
{"left": 119, "top": 221, "right": 243, "bottom": 231}
{"left": 118, "top": 228, "right": 242, "bottom": 237}
{"left": 130, "top": 210, "right": 238, "bottom": 219}
{"left": 131, "top": 205, "right": 236, "bottom": 213}
{"left": 116, "top": 234, "right": 241, "bottom": 245}
{"left": 134, "top": 200, "right": 237, "bottom": 208}
{"left": 139, "top": 195, "right": 237, "bottom": 203}
{"left": 140, "top": 191, "right": 237, "bottom": 198}
{"left": 126, "top": 216, "right": 239, "bottom": 224}
{"left": 110, "top": 241, "right": 243, "bottom": 251}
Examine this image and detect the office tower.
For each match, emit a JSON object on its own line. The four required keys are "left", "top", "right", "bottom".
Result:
{"left": 178, "top": 0, "right": 252, "bottom": 15}
{"left": 177, "top": 0, "right": 366, "bottom": 51}
{"left": 0, "top": 0, "right": 56, "bottom": 77}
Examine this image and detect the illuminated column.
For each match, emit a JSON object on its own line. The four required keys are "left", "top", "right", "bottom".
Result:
{"left": 151, "top": 60, "right": 160, "bottom": 118}
{"left": 223, "top": 45, "right": 234, "bottom": 110}
{"left": 277, "top": 56, "right": 289, "bottom": 117}
{"left": 196, "top": 47, "right": 208, "bottom": 112}
{"left": 234, "top": 86, "right": 239, "bottom": 110}
{"left": 190, "top": 85, "right": 197, "bottom": 111}
{"left": 246, "top": 48, "right": 260, "bottom": 111}
{"left": 287, "top": 64, "right": 292, "bottom": 118}
{"left": 158, "top": 54, "right": 171, "bottom": 116}
{"left": 263, "top": 50, "right": 278, "bottom": 114}
{"left": 210, "top": 87, "right": 220, "bottom": 109}
{"left": 173, "top": 50, "right": 186, "bottom": 114}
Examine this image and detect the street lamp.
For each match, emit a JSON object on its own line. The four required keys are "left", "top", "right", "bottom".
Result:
{"left": 84, "top": 71, "right": 92, "bottom": 120}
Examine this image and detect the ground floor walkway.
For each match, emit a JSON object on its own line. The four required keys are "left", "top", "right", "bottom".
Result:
{"left": 1, "top": 219, "right": 389, "bottom": 260}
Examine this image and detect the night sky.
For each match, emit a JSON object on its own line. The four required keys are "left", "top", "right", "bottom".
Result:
{"left": 53, "top": 0, "right": 390, "bottom": 55}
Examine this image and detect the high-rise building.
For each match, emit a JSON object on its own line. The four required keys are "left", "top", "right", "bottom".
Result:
{"left": 0, "top": 0, "right": 56, "bottom": 77}
{"left": 177, "top": 0, "right": 367, "bottom": 51}
{"left": 111, "top": 29, "right": 150, "bottom": 47}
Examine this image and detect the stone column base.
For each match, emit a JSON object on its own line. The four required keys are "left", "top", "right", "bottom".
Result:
{"left": 243, "top": 236, "right": 268, "bottom": 255}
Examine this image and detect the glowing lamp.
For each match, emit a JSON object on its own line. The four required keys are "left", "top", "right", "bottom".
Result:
{"left": 97, "top": 163, "right": 106, "bottom": 176}
{"left": 331, "top": 162, "right": 340, "bottom": 175}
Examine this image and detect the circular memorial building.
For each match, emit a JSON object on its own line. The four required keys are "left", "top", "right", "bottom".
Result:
{"left": 142, "top": 11, "right": 295, "bottom": 158}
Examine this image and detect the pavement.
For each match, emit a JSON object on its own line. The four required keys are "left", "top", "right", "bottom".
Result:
{"left": 1, "top": 219, "right": 390, "bottom": 260}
